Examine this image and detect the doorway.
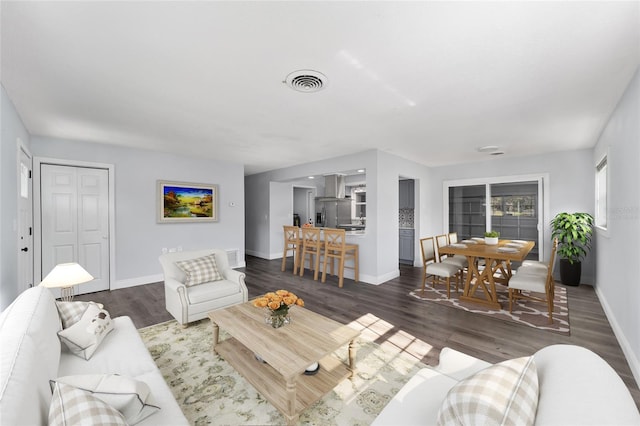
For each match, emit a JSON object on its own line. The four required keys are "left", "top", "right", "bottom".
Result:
{"left": 34, "top": 159, "right": 115, "bottom": 295}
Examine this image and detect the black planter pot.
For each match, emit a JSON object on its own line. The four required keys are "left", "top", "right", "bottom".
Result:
{"left": 559, "top": 259, "right": 581, "bottom": 286}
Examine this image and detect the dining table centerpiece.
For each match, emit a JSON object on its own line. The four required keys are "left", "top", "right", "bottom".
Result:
{"left": 484, "top": 230, "right": 500, "bottom": 245}
{"left": 252, "top": 289, "right": 305, "bottom": 328}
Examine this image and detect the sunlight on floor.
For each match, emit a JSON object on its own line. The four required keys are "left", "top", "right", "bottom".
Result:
{"left": 347, "top": 313, "right": 433, "bottom": 362}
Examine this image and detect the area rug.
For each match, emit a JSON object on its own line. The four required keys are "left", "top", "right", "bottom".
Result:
{"left": 409, "top": 282, "right": 570, "bottom": 335}
{"left": 138, "top": 319, "right": 426, "bottom": 425}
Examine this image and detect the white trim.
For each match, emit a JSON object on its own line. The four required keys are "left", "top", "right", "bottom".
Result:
{"left": 595, "top": 285, "right": 640, "bottom": 389}
{"left": 363, "top": 269, "right": 400, "bottom": 285}
{"left": 16, "top": 139, "right": 34, "bottom": 291}
{"left": 33, "top": 157, "right": 116, "bottom": 291}
{"left": 443, "top": 173, "right": 550, "bottom": 261}
{"left": 114, "top": 274, "right": 164, "bottom": 290}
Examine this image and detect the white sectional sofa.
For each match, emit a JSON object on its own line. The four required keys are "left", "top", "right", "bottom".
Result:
{"left": 0, "top": 286, "right": 188, "bottom": 425}
{"left": 373, "top": 345, "right": 640, "bottom": 425}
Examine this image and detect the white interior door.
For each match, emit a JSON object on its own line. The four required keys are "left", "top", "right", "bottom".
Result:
{"left": 18, "top": 147, "right": 34, "bottom": 292}
{"left": 41, "top": 164, "right": 110, "bottom": 294}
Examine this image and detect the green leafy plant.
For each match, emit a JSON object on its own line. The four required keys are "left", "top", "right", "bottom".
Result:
{"left": 484, "top": 231, "right": 500, "bottom": 238}
{"left": 550, "top": 212, "right": 594, "bottom": 264}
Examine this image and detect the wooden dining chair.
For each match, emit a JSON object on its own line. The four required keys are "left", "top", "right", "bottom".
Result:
{"left": 435, "top": 234, "right": 468, "bottom": 279}
{"left": 281, "top": 225, "right": 301, "bottom": 274}
{"left": 508, "top": 238, "right": 558, "bottom": 324}
{"left": 299, "top": 227, "right": 323, "bottom": 280}
{"left": 419, "top": 237, "right": 461, "bottom": 298}
{"left": 321, "top": 228, "right": 359, "bottom": 288}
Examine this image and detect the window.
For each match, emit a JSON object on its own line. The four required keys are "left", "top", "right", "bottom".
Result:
{"left": 20, "top": 163, "right": 29, "bottom": 199}
{"left": 447, "top": 178, "right": 542, "bottom": 261}
{"left": 595, "top": 156, "right": 607, "bottom": 229}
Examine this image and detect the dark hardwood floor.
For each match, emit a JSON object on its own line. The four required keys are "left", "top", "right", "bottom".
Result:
{"left": 76, "top": 255, "right": 640, "bottom": 409}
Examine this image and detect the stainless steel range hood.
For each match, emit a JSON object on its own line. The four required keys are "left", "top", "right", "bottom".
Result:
{"left": 316, "top": 174, "right": 346, "bottom": 200}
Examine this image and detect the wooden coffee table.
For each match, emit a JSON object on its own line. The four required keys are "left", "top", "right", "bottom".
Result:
{"left": 208, "top": 302, "right": 360, "bottom": 425}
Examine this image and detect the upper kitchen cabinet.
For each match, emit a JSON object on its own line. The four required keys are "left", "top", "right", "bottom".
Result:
{"left": 399, "top": 179, "right": 415, "bottom": 209}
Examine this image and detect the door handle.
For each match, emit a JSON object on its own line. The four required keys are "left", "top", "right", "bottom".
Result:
{"left": 21, "top": 247, "right": 28, "bottom": 252}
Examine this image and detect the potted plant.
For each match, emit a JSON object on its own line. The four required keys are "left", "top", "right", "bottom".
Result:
{"left": 550, "top": 212, "right": 594, "bottom": 286}
{"left": 484, "top": 231, "right": 499, "bottom": 245}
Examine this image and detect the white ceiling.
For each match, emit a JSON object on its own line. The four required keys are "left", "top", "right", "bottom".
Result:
{"left": 2, "top": 1, "right": 638, "bottom": 175}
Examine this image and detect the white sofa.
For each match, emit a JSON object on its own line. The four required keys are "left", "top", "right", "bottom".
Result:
{"left": 0, "top": 286, "right": 188, "bottom": 425}
{"left": 373, "top": 344, "right": 640, "bottom": 425}
{"left": 159, "top": 249, "right": 248, "bottom": 325}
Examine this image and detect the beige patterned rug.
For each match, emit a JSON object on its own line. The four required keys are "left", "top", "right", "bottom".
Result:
{"left": 138, "top": 318, "right": 426, "bottom": 425}
{"left": 409, "top": 281, "right": 570, "bottom": 335}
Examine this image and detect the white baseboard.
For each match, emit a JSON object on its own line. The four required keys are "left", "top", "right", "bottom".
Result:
{"left": 113, "top": 274, "right": 163, "bottom": 290}
{"left": 245, "top": 251, "right": 400, "bottom": 284}
{"left": 246, "top": 249, "right": 274, "bottom": 259}
{"left": 595, "top": 285, "right": 640, "bottom": 389}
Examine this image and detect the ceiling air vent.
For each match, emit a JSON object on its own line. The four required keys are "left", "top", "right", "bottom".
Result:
{"left": 284, "top": 70, "right": 327, "bottom": 93}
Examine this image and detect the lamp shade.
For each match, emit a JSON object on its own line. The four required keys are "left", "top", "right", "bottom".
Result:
{"left": 40, "top": 263, "right": 94, "bottom": 289}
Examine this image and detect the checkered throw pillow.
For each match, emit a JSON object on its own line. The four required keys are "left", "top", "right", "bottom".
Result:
{"left": 51, "top": 374, "right": 160, "bottom": 424}
{"left": 56, "top": 301, "right": 91, "bottom": 329}
{"left": 436, "top": 356, "right": 539, "bottom": 426}
{"left": 175, "top": 253, "right": 223, "bottom": 286}
{"left": 49, "top": 382, "right": 126, "bottom": 426}
{"left": 56, "top": 301, "right": 104, "bottom": 329}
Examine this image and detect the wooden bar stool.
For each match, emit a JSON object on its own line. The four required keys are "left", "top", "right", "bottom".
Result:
{"left": 321, "top": 228, "right": 359, "bottom": 288}
{"left": 299, "top": 227, "right": 323, "bottom": 280}
{"left": 281, "top": 225, "right": 301, "bottom": 274}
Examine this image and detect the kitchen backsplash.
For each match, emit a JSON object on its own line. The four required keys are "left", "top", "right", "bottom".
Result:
{"left": 399, "top": 208, "right": 414, "bottom": 228}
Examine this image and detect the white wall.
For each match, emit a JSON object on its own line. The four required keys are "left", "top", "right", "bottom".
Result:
{"left": 593, "top": 68, "right": 640, "bottom": 385}
{"left": 427, "top": 149, "right": 596, "bottom": 284}
{"left": 0, "top": 85, "right": 32, "bottom": 310}
{"left": 30, "top": 137, "right": 246, "bottom": 288}
{"left": 245, "top": 149, "right": 432, "bottom": 284}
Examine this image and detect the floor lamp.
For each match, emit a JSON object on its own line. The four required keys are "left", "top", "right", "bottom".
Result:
{"left": 39, "top": 262, "right": 94, "bottom": 301}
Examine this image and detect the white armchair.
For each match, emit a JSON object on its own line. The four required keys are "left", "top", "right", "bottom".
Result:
{"left": 159, "top": 249, "right": 248, "bottom": 325}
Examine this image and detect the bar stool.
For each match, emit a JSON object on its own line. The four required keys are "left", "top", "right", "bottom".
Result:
{"left": 321, "top": 228, "right": 359, "bottom": 288}
{"left": 299, "top": 227, "right": 323, "bottom": 280}
{"left": 281, "top": 225, "right": 301, "bottom": 274}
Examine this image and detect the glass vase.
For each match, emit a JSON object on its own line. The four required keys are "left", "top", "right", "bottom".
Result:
{"left": 266, "top": 307, "right": 290, "bottom": 328}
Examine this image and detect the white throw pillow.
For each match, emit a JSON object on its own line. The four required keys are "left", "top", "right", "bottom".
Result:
{"left": 436, "top": 356, "right": 539, "bottom": 426}
{"left": 58, "top": 303, "right": 114, "bottom": 360}
{"left": 49, "top": 382, "right": 127, "bottom": 426}
{"left": 51, "top": 374, "right": 160, "bottom": 425}
{"left": 175, "top": 253, "right": 223, "bottom": 286}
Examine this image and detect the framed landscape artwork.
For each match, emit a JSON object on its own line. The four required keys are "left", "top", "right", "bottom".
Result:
{"left": 157, "top": 180, "right": 218, "bottom": 223}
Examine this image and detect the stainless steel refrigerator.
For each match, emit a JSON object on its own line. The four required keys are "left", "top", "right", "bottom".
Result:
{"left": 315, "top": 199, "right": 352, "bottom": 228}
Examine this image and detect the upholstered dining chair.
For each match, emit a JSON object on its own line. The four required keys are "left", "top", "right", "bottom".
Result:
{"left": 321, "top": 228, "right": 359, "bottom": 288}
{"left": 281, "top": 225, "right": 301, "bottom": 274}
{"left": 436, "top": 234, "right": 469, "bottom": 271}
{"left": 508, "top": 238, "right": 558, "bottom": 324}
{"left": 419, "top": 237, "right": 462, "bottom": 298}
{"left": 299, "top": 227, "right": 323, "bottom": 281}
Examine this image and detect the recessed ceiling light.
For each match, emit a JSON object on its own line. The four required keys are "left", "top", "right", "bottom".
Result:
{"left": 477, "top": 145, "right": 500, "bottom": 153}
{"left": 357, "top": 169, "right": 365, "bottom": 173}
{"left": 308, "top": 176, "right": 315, "bottom": 179}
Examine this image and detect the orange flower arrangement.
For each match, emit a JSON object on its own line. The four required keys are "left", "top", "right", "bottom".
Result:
{"left": 252, "top": 289, "right": 304, "bottom": 312}
{"left": 253, "top": 290, "right": 304, "bottom": 328}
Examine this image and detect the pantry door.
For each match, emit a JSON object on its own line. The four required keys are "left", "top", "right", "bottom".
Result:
{"left": 40, "top": 164, "right": 110, "bottom": 294}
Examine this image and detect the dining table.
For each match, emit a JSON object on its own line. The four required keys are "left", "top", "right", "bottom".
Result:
{"left": 439, "top": 238, "right": 536, "bottom": 309}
